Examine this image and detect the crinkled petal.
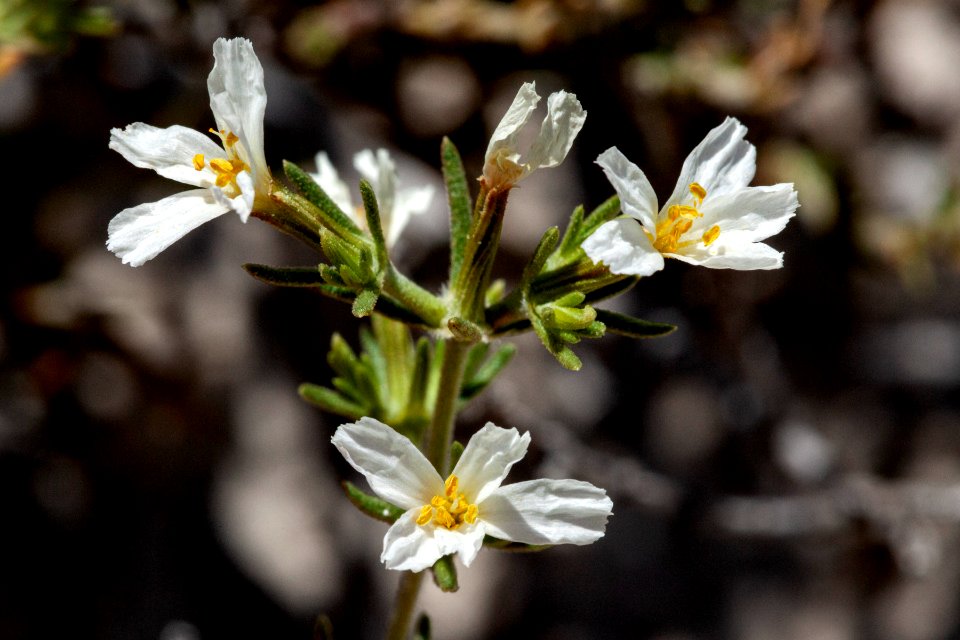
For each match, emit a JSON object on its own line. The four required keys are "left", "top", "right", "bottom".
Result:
{"left": 109, "top": 123, "right": 222, "bottom": 187}
{"left": 331, "top": 417, "right": 442, "bottom": 510}
{"left": 582, "top": 218, "right": 664, "bottom": 276}
{"left": 596, "top": 147, "right": 658, "bottom": 231}
{"left": 480, "top": 479, "right": 613, "bottom": 545}
{"left": 694, "top": 183, "right": 798, "bottom": 242}
{"left": 387, "top": 185, "right": 434, "bottom": 246}
{"left": 381, "top": 510, "right": 443, "bottom": 572}
{"left": 311, "top": 152, "right": 355, "bottom": 217}
{"left": 525, "top": 90, "right": 586, "bottom": 171}
{"left": 672, "top": 237, "right": 785, "bottom": 270}
{"left": 106, "top": 189, "right": 230, "bottom": 267}
{"left": 452, "top": 423, "right": 530, "bottom": 504}
{"left": 665, "top": 117, "right": 755, "bottom": 209}
{"left": 433, "top": 522, "right": 486, "bottom": 567}
{"left": 483, "top": 82, "right": 540, "bottom": 174}
{"left": 208, "top": 38, "right": 269, "bottom": 185}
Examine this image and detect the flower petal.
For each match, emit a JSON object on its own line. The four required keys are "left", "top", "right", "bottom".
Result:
{"left": 582, "top": 218, "right": 665, "bottom": 276}
{"left": 388, "top": 185, "right": 434, "bottom": 246}
{"left": 331, "top": 417, "right": 442, "bottom": 509}
{"left": 110, "top": 123, "right": 222, "bottom": 187}
{"left": 695, "top": 183, "right": 798, "bottom": 242}
{"left": 433, "top": 523, "right": 486, "bottom": 567}
{"left": 106, "top": 189, "right": 230, "bottom": 267}
{"left": 208, "top": 38, "right": 269, "bottom": 185}
{"left": 481, "top": 479, "right": 613, "bottom": 545}
{"left": 525, "top": 90, "right": 586, "bottom": 171}
{"left": 452, "top": 422, "right": 530, "bottom": 504}
{"left": 665, "top": 117, "right": 756, "bottom": 210}
{"left": 483, "top": 82, "right": 540, "bottom": 176}
{"left": 311, "top": 152, "right": 355, "bottom": 218}
{"left": 381, "top": 509, "right": 443, "bottom": 572}
{"left": 596, "top": 147, "right": 658, "bottom": 231}
{"left": 672, "top": 238, "right": 785, "bottom": 270}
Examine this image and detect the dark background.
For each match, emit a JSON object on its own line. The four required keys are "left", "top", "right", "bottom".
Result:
{"left": 4, "top": 1, "right": 960, "bottom": 638}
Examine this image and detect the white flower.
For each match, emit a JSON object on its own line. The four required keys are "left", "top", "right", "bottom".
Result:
{"left": 331, "top": 417, "right": 613, "bottom": 572}
{"left": 107, "top": 38, "right": 272, "bottom": 267}
{"left": 582, "top": 117, "right": 798, "bottom": 276}
{"left": 311, "top": 149, "right": 434, "bottom": 247}
{"left": 482, "top": 82, "right": 586, "bottom": 189}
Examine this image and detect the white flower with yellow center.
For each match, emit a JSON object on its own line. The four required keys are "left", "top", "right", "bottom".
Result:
{"left": 582, "top": 117, "right": 798, "bottom": 276}
{"left": 332, "top": 417, "right": 613, "bottom": 572}
{"left": 107, "top": 37, "right": 272, "bottom": 266}
{"left": 310, "top": 148, "right": 433, "bottom": 247}
{"left": 482, "top": 82, "right": 586, "bottom": 190}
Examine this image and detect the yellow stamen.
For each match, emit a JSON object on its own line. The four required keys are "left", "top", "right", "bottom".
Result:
{"left": 689, "top": 182, "right": 706, "bottom": 205}
{"left": 416, "top": 505, "right": 433, "bottom": 526}
{"left": 653, "top": 182, "right": 717, "bottom": 254}
{"left": 444, "top": 475, "right": 459, "bottom": 498}
{"left": 702, "top": 225, "right": 721, "bottom": 246}
{"left": 417, "top": 474, "right": 480, "bottom": 531}
{"left": 193, "top": 154, "right": 205, "bottom": 171}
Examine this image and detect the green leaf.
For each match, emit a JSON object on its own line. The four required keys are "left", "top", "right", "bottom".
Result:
{"left": 483, "top": 536, "right": 553, "bottom": 552}
{"left": 243, "top": 263, "right": 326, "bottom": 287}
{"left": 352, "top": 288, "right": 379, "bottom": 317}
{"left": 521, "top": 226, "right": 560, "bottom": 291}
{"left": 442, "top": 137, "right": 472, "bottom": 284}
{"left": 283, "top": 160, "right": 362, "bottom": 238}
{"left": 460, "top": 344, "right": 516, "bottom": 401}
{"left": 595, "top": 309, "right": 676, "bottom": 338}
{"left": 555, "top": 204, "right": 585, "bottom": 263}
{"left": 530, "top": 312, "right": 582, "bottom": 371}
{"left": 342, "top": 481, "right": 404, "bottom": 523}
{"left": 406, "top": 337, "right": 432, "bottom": 423}
{"left": 358, "top": 179, "right": 389, "bottom": 269}
{"left": 579, "top": 195, "right": 621, "bottom": 241}
{"left": 431, "top": 556, "right": 458, "bottom": 593}
{"left": 298, "top": 383, "right": 367, "bottom": 419}
{"left": 450, "top": 440, "right": 465, "bottom": 468}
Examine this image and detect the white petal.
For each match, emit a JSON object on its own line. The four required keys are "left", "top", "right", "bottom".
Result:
{"left": 331, "top": 417, "right": 442, "bottom": 509}
{"left": 354, "top": 148, "right": 397, "bottom": 232}
{"left": 666, "top": 117, "right": 756, "bottom": 209}
{"left": 582, "top": 218, "right": 664, "bottom": 276}
{"left": 433, "top": 523, "right": 485, "bottom": 567}
{"left": 208, "top": 38, "right": 269, "bottom": 185}
{"left": 481, "top": 479, "right": 613, "bottom": 545}
{"left": 596, "top": 147, "right": 658, "bottom": 231}
{"left": 109, "top": 123, "right": 222, "bottom": 187}
{"left": 673, "top": 238, "right": 785, "bottom": 270}
{"left": 387, "top": 185, "right": 434, "bottom": 246}
{"left": 452, "top": 422, "right": 530, "bottom": 504}
{"left": 106, "top": 189, "right": 230, "bottom": 267}
{"left": 483, "top": 82, "right": 540, "bottom": 172}
{"left": 696, "top": 183, "right": 798, "bottom": 242}
{"left": 381, "top": 510, "right": 443, "bottom": 572}
{"left": 311, "top": 152, "right": 355, "bottom": 216}
{"left": 525, "top": 90, "right": 586, "bottom": 171}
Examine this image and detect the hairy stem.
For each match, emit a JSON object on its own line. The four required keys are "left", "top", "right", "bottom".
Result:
{"left": 386, "top": 571, "right": 425, "bottom": 640}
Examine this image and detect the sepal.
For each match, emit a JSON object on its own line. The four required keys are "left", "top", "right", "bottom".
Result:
{"left": 431, "top": 556, "right": 458, "bottom": 593}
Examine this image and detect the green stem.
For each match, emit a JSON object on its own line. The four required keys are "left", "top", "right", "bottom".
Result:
{"left": 386, "top": 571, "right": 425, "bottom": 640}
{"left": 383, "top": 265, "right": 448, "bottom": 328}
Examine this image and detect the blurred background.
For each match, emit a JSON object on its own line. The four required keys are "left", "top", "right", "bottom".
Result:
{"left": 5, "top": 0, "right": 960, "bottom": 638}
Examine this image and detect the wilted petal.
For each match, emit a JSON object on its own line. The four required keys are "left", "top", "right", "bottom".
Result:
{"left": 208, "top": 38, "right": 269, "bottom": 183}
{"left": 109, "top": 123, "right": 222, "bottom": 187}
{"left": 106, "top": 189, "right": 230, "bottom": 267}
{"left": 582, "top": 218, "right": 664, "bottom": 276}
{"left": 331, "top": 417, "right": 442, "bottom": 510}
{"left": 525, "top": 90, "right": 586, "bottom": 171}
{"left": 381, "top": 510, "right": 443, "bottom": 572}
{"left": 696, "top": 183, "right": 798, "bottom": 242}
{"left": 452, "top": 423, "right": 530, "bottom": 504}
{"left": 481, "top": 479, "right": 613, "bottom": 545}
{"left": 596, "top": 147, "right": 658, "bottom": 231}
{"left": 311, "top": 152, "right": 355, "bottom": 216}
{"left": 672, "top": 238, "right": 785, "bottom": 270}
{"left": 433, "top": 523, "right": 485, "bottom": 567}
{"left": 484, "top": 82, "right": 540, "bottom": 168}
{"left": 666, "top": 117, "right": 756, "bottom": 208}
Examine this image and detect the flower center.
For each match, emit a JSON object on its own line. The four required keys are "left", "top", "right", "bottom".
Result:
{"left": 416, "top": 474, "right": 479, "bottom": 531}
{"left": 652, "top": 182, "right": 721, "bottom": 253}
{"left": 193, "top": 129, "right": 248, "bottom": 193}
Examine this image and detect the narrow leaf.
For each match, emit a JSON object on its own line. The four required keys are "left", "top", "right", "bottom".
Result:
{"left": 460, "top": 344, "right": 516, "bottom": 401}
{"left": 442, "top": 137, "right": 472, "bottom": 284}
{"left": 283, "top": 160, "right": 362, "bottom": 238}
{"left": 450, "top": 440, "right": 465, "bottom": 469}
{"left": 579, "top": 195, "right": 621, "bottom": 241}
{"left": 483, "top": 536, "right": 552, "bottom": 552}
{"left": 243, "top": 263, "right": 325, "bottom": 287}
{"left": 298, "top": 383, "right": 366, "bottom": 419}
{"left": 342, "top": 481, "right": 404, "bottom": 522}
{"left": 521, "top": 226, "right": 560, "bottom": 291}
{"left": 595, "top": 309, "right": 676, "bottom": 338}
{"left": 358, "top": 179, "right": 389, "bottom": 269}
{"left": 555, "top": 204, "right": 585, "bottom": 261}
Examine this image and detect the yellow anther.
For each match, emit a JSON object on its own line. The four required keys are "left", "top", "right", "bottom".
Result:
{"left": 430, "top": 495, "right": 448, "bottom": 509}
{"left": 689, "top": 182, "right": 706, "bottom": 205}
{"left": 416, "top": 505, "right": 433, "bottom": 526}
{"left": 444, "top": 474, "right": 459, "bottom": 498}
{"left": 193, "top": 154, "right": 205, "bottom": 171}
{"left": 702, "top": 225, "right": 721, "bottom": 246}
{"left": 209, "top": 158, "right": 234, "bottom": 173}
{"left": 224, "top": 131, "right": 239, "bottom": 147}
{"left": 464, "top": 504, "right": 479, "bottom": 524}
{"left": 434, "top": 508, "right": 456, "bottom": 529}
{"left": 668, "top": 205, "right": 681, "bottom": 221}
{"left": 676, "top": 219, "right": 693, "bottom": 234}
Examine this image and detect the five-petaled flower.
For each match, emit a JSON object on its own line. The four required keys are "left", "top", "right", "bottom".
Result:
{"left": 311, "top": 148, "right": 434, "bottom": 247}
{"left": 107, "top": 37, "right": 272, "bottom": 266}
{"left": 582, "top": 117, "right": 798, "bottom": 276}
{"left": 482, "top": 82, "right": 586, "bottom": 190}
{"left": 332, "top": 417, "right": 613, "bottom": 572}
